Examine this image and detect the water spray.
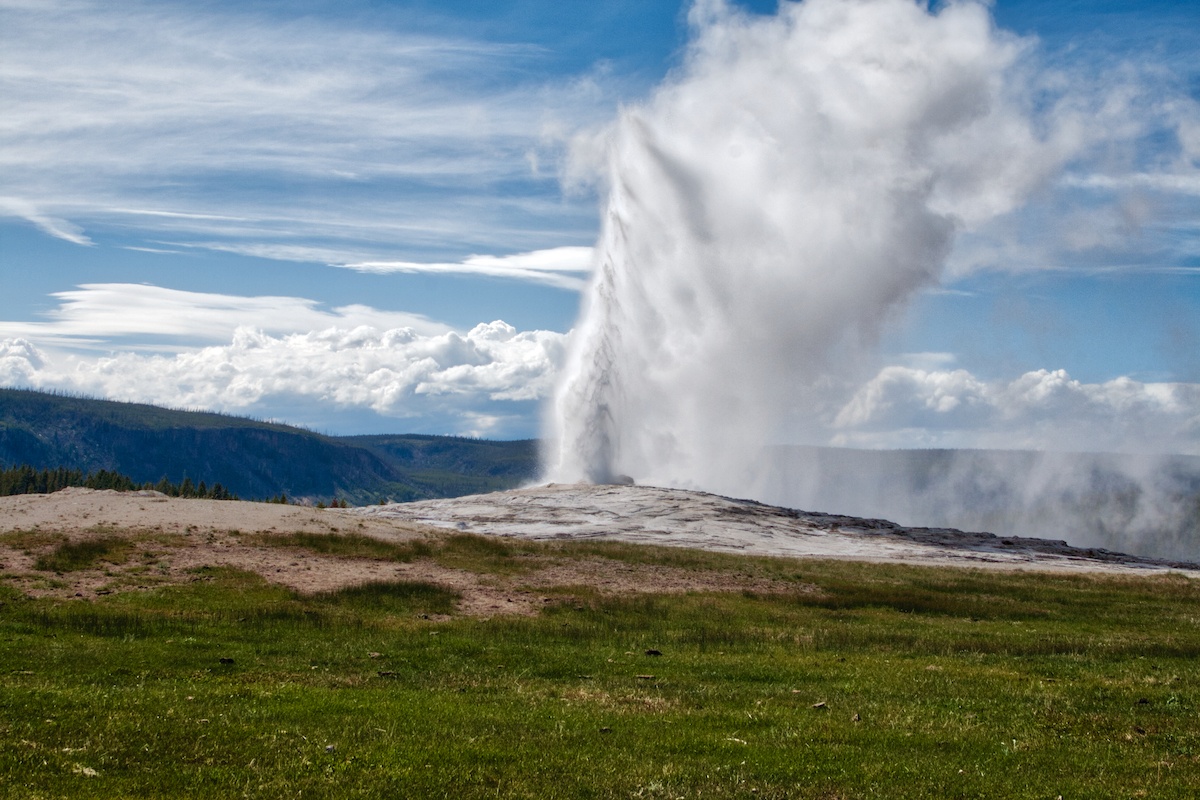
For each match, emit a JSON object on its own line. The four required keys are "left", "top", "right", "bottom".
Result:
{"left": 546, "top": 0, "right": 1066, "bottom": 493}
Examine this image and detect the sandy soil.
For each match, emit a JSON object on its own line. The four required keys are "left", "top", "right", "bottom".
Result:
{"left": 0, "top": 487, "right": 799, "bottom": 615}
{"left": 2, "top": 484, "right": 1195, "bottom": 616}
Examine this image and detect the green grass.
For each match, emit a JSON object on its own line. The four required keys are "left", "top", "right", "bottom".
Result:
{"left": 253, "top": 530, "right": 544, "bottom": 575}
{"left": 249, "top": 531, "right": 435, "bottom": 562}
{"left": 33, "top": 535, "right": 133, "bottom": 572}
{"left": 432, "top": 532, "right": 543, "bottom": 574}
{"left": 2, "top": 554, "right": 1200, "bottom": 798}
{"left": 560, "top": 539, "right": 765, "bottom": 573}
{"left": 314, "top": 580, "right": 459, "bottom": 616}
{"left": 0, "top": 529, "right": 68, "bottom": 551}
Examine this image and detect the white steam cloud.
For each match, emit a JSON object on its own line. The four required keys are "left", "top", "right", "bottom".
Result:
{"left": 760, "top": 447, "right": 1200, "bottom": 562}
{"left": 547, "top": 0, "right": 1076, "bottom": 489}
{"left": 541, "top": 0, "right": 1200, "bottom": 559}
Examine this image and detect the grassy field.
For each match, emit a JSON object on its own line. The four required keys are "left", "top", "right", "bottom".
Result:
{"left": 2, "top": 536, "right": 1199, "bottom": 798}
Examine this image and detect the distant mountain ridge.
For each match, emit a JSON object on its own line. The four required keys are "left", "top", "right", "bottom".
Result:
{"left": 0, "top": 389, "right": 538, "bottom": 503}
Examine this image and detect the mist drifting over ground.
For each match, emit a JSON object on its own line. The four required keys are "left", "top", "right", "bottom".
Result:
{"left": 543, "top": 0, "right": 1199, "bottom": 558}
{"left": 761, "top": 447, "right": 1200, "bottom": 561}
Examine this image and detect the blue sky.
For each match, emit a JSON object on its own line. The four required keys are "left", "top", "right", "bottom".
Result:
{"left": 1, "top": 0, "right": 1198, "bottom": 451}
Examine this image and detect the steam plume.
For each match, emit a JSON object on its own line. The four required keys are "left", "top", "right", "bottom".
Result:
{"left": 762, "top": 447, "right": 1200, "bottom": 561}
{"left": 545, "top": 0, "right": 1071, "bottom": 491}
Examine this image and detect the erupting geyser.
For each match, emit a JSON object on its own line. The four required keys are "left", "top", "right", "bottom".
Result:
{"left": 545, "top": 0, "right": 1072, "bottom": 493}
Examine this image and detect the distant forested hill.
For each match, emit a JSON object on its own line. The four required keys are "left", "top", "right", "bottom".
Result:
{"left": 0, "top": 389, "right": 538, "bottom": 503}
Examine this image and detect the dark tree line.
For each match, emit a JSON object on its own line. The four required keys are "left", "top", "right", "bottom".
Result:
{"left": 0, "top": 464, "right": 237, "bottom": 500}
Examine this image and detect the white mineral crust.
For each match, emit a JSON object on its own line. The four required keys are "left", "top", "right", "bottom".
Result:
{"left": 349, "top": 483, "right": 1198, "bottom": 575}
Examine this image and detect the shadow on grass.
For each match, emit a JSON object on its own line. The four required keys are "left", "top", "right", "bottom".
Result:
{"left": 249, "top": 531, "right": 435, "bottom": 562}
{"left": 431, "top": 533, "right": 541, "bottom": 575}
{"left": 314, "top": 580, "right": 459, "bottom": 615}
{"left": 253, "top": 530, "right": 540, "bottom": 576}
{"left": 7, "top": 567, "right": 460, "bottom": 638}
{"left": 34, "top": 535, "right": 132, "bottom": 572}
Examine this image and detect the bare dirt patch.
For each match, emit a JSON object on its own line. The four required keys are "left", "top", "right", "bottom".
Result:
{"left": 6, "top": 484, "right": 1191, "bottom": 616}
{"left": 0, "top": 489, "right": 799, "bottom": 616}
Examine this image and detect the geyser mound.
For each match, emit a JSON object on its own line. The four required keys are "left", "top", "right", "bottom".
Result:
{"left": 351, "top": 483, "right": 1199, "bottom": 575}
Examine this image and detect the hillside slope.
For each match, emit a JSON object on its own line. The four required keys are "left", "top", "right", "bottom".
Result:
{"left": 0, "top": 389, "right": 538, "bottom": 502}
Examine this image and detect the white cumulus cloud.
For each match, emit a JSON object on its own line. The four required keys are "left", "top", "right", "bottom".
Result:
{"left": 0, "top": 338, "right": 45, "bottom": 385}
{"left": 0, "top": 282, "right": 568, "bottom": 436}
{"left": 0, "top": 322, "right": 568, "bottom": 438}
{"left": 832, "top": 365, "right": 1200, "bottom": 454}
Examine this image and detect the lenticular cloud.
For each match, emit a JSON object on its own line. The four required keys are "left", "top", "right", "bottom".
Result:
{"left": 545, "top": 0, "right": 1077, "bottom": 491}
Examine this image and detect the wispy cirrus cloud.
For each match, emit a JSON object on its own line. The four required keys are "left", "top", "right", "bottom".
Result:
{"left": 0, "top": 0, "right": 612, "bottom": 265}
{"left": 4, "top": 0, "right": 1195, "bottom": 284}
{"left": 0, "top": 283, "right": 449, "bottom": 348}
{"left": 344, "top": 246, "right": 594, "bottom": 290}
{"left": 0, "top": 196, "right": 93, "bottom": 246}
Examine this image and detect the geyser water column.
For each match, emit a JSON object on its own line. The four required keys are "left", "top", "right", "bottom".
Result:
{"left": 545, "top": 0, "right": 1071, "bottom": 491}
